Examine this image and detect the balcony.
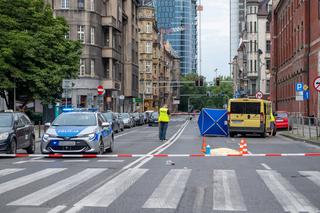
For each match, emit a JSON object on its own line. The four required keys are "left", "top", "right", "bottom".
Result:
{"left": 102, "top": 16, "right": 121, "bottom": 31}
{"left": 247, "top": 72, "right": 258, "bottom": 79}
{"left": 102, "top": 48, "right": 121, "bottom": 61}
{"left": 101, "top": 80, "right": 121, "bottom": 91}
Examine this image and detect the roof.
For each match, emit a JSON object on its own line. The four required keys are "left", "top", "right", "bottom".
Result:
{"left": 258, "top": 0, "right": 270, "bottom": 16}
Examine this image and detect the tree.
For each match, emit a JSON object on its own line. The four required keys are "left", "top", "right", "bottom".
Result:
{"left": 0, "top": 0, "right": 82, "bottom": 109}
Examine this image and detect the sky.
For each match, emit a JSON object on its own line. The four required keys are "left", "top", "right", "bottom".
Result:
{"left": 200, "top": 0, "right": 230, "bottom": 81}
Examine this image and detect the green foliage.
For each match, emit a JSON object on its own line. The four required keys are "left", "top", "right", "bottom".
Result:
{"left": 0, "top": 0, "right": 82, "bottom": 108}
{"left": 179, "top": 74, "right": 233, "bottom": 112}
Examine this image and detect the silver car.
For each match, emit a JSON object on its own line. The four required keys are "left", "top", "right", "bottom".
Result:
{"left": 41, "top": 112, "right": 114, "bottom": 154}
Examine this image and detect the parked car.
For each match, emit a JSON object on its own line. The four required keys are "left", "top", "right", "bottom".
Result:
{"left": 114, "top": 113, "right": 124, "bottom": 132}
{"left": 148, "top": 112, "right": 159, "bottom": 127}
{"left": 102, "top": 111, "right": 123, "bottom": 133}
{"left": 0, "top": 111, "right": 35, "bottom": 154}
{"left": 120, "top": 113, "right": 134, "bottom": 128}
{"left": 145, "top": 111, "right": 154, "bottom": 123}
{"left": 133, "top": 113, "right": 144, "bottom": 126}
{"left": 41, "top": 111, "right": 114, "bottom": 154}
{"left": 275, "top": 111, "right": 290, "bottom": 130}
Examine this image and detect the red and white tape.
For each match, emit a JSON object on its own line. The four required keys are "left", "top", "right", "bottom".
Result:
{"left": 0, "top": 153, "right": 320, "bottom": 158}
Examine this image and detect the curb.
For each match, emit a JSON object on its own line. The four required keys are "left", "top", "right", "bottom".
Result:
{"left": 280, "top": 133, "right": 320, "bottom": 147}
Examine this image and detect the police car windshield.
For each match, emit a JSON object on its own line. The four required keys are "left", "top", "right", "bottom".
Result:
{"left": 0, "top": 114, "right": 12, "bottom": 127}
{"left": 52, "top": 113, "right": 97, "bottom": 126}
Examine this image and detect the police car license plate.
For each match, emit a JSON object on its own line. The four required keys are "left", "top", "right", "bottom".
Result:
{"left": 59, "top": 141, "right": 76, "bottom": 146}
{"left": 233, "top": 120, "right": 242, "bottom": 124}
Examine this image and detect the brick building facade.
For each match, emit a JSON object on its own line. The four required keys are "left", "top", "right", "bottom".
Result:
{"left": 270, "top": 0, "right": 320, "bottom": 116}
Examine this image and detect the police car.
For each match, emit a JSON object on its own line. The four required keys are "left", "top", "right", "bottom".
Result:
{"left": 41, "top": 110, "right": 114, "bottom": 154}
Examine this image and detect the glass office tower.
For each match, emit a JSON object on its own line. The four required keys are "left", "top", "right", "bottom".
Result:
{"left": 154, "top": 0, "right": 198, "bottom": 75}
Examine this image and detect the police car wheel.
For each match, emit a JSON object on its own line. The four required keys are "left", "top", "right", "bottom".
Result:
{"left": 106, "top": 137, "right": 114, "bottom": 153}
{"left": 98, "top": 140, "right": 104, "bottom": 155}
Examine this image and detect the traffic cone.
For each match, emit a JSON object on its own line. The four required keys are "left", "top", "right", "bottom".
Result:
{"left": 201, "top": 136, "right": 207, "bottom": 153}
{"left": 239, "top": 139, "right": 248, "bottom": 155}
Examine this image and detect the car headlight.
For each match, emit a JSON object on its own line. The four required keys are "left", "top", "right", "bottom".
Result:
{"left": 0, "top": 132, "right": 9, "bottom": 140}
{"left": 42, "top": 133, "right": 50, "bottom": 141}
{"left": 88, "top": 133, "right": 96, "bottom": 140}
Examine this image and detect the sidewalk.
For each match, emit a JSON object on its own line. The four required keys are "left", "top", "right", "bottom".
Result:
{"left": 34, "top": 125, "right": 44, "bottom": 142}
{"left": 280, "top": 129, "right": 320, "bottom": 146}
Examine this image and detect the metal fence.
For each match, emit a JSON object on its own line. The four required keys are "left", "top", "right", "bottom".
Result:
{"left": 288, "top": 115, "right": 320, "bottom": 140}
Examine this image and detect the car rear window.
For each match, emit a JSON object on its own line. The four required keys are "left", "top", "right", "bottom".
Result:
{"left": 230, "top": 102, "right": 260, "bottom": 114}
{"left": 277, "top": 112, "right": 288, "bottom": 118}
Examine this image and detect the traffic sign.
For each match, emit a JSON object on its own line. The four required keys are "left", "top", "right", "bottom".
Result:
{"left": 303, "top": 90, "right": 310, "bottom": 100}
{"left": 97, "top": 85, "right": 104, "bottom": 95}
{"left": 255, "top": 91, "right": 263, "bottom": 99}
{"left": 303, "top": 84, "right": 309, "bottom": 91}
{"left": 295, "top": 83, "right": 303, "bottom": 92}
{"left": 133, "top": 98, "right": 143, "bottom": 103}
{"left": 296, "top": 91, "right": 303, "bottom": 101}
{"left": 313, "top": 76, "right": 320, "bottom": 92}
{"left": 119, "top": 95, "right": 125, "bottom": 100}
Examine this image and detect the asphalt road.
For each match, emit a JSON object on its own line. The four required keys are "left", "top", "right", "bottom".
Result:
{"left": 1, "top": 116, "right": 320, "bottom": 213}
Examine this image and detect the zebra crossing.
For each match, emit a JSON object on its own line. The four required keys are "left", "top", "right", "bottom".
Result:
{"left": 0, "top": 167, "right": 320, "bottom": 212}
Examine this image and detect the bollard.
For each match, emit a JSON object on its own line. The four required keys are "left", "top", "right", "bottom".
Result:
{"left": 308, "top": 117, "right": 311, "bottom": 139}
{"left": 302, "top": 117, "right": 305, "bottom": 137}
{"left": 38, "top": 121, "right": 41, "bottom": 139}
{"left": 205, "top": 145, "right": 211, "bottom": 155}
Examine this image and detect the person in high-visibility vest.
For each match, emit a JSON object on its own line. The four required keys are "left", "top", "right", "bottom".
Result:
{"left": 158, "top": 104, "right": 170, "bottom": 141}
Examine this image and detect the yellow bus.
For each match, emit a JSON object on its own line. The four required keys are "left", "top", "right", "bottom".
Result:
{"left": 227, "top": 98, "right": 276, "bottom": 138}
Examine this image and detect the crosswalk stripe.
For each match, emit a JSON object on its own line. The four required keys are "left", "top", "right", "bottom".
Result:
{"left": 8, "top": 168, "right": 106, "bottom": 206}
{"left": 143, "top": 169, "right": 191, "bottom": 209}
{"left": 47, "top": 205, "right": 67, "bottom": 213}
{"left": 73, "top": 168, "right": 148, "bottom": 208}
{"left": 299, "top": 171, "right": 320, "bottom": 188}
{"left": 257, "top": 170, "right": 319, "bottom": 213}
{"left": 0, "top": 168, "right": 66, "bottom": 195}
{"left": 0, "top": 168, "right": 25, "bottom": 177}
{"left": 213, "top": 170, "right": 247, "bottom": 211}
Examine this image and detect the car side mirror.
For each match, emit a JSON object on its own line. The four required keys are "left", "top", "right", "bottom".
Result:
{"left": 102, "top": 122, "right": 111, "bottom": 128}
{"left": 44, "top": 122, "right": 51, "bottom": 128}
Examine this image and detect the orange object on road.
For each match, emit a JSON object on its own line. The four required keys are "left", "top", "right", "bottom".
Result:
{"left": 239, "top": 139, "right": 249, "bottom": 155}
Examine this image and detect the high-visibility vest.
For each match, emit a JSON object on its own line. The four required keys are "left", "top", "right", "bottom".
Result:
{"left": 158, "top": 107, "right": 170, "bottom": 122}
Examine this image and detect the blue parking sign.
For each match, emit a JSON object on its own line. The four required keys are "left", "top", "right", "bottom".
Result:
{"left": 296, "top": 83, "right": 303, "bottom": 91}
{"left": 303, "top": 90, "right": 310, "bottom": 100}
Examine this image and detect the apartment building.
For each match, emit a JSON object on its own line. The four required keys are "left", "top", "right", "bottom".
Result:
{"left": 138, "top": 5, "right": 180, "bottom": 112}
{"left": 45, "top": 0, "right": 139, "bottom": 112}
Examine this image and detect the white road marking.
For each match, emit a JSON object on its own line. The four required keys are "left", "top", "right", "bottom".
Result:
{"left": 13, "top": 161, "right": 28, "bottom": 164}
{"left": 63, "top": 160, "right": 89, "bottom": 163}
{"left": 143, "top": 169, "right": 191, "bottom": 209}
{"left": 97, "top": 159, "right": 124, "bottom": 163}
{"left": 192, "top": 187, "right": 205, "bottom": 213}
{"left": 213, "top": 170, "right": 247, "bottom": 211}
{"left": 47, "top": 205, "right": 67, "bottom": 213}
{"left": 14, "top": 160, "right": 56, "bottom": 164}
{"left": 73, "top": 168, "right": 147, "bottom": 208}
{"left": 0, "top": 168, "right": 25, "bottom": 177}
{"left": 257, "top": 170, "right": 319, "bottom": 213}
{"left": 8, "top": 168, "right": 106, "bottom": 206}
{"left": 299, "top": 171, "right": 320, "bottom": 187}
{"left": 261, "top": 163, "right": 272, "bottom": 170}
{"left": 0, "top": 168, "right": 66, "bottom": 195}
{"left": 64, "top": 206, "right": 83, "bottom": 213}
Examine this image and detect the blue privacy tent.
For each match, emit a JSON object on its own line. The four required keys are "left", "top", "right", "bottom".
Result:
{"left": 197, "top": 108, "right": 228, "bottom": 136}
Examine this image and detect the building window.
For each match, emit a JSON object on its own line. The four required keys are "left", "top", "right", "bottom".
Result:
{"left": 266, "top": 58, "right": 271, "bottom": 70}
{"left": 90, "top": 27, "right": 95, "bottom": 45}
{"left": 64, "top": 29, "right": 70, "bottom": 39}
{"left": 146, "top": 23, "right": 152, "bottom": 33}
{"left": 145, "top": 82, "right": 152, "bottom": 94}
{"left": 250, "top": 22, "right": 252, "bottom": 33}
{"left": 266, "top": 40, "right": 271, "bottom": 53}
{"left": 250, "top": 41, "right": 253, "bottom": 52}
{"left": 250, "top": 60, "right": 253, "bottom": 72}
{"left": 78, "top": 0, "right": 85, "bottom": 10}
{"left": 146, "top": 42, "right": 152, "bottom": 53}
{"left": 254, "top": 40, "right": 257, "bottom": 52}
{"left": 90, "top": 59, "right": 95, "bottom": 77}
{"left": 61, "top": 0, "right": 69, "bottom": 9}
{"left": 77, "top": 25, "right": 85, "bottom": 43}
{"left": 146, "top": 61, "right": 152, "bottom": 73}
{"left": 266, "top": 21, "right": 270, "bottom": 32}
{"left": 79, "top": 59, "right": 85, "bottom": 76}
{"left": 254, "top": 60, "right": 257, "bottom": 72}
{"left": 90, "top": 0, "right": 95, "bottom": 11}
